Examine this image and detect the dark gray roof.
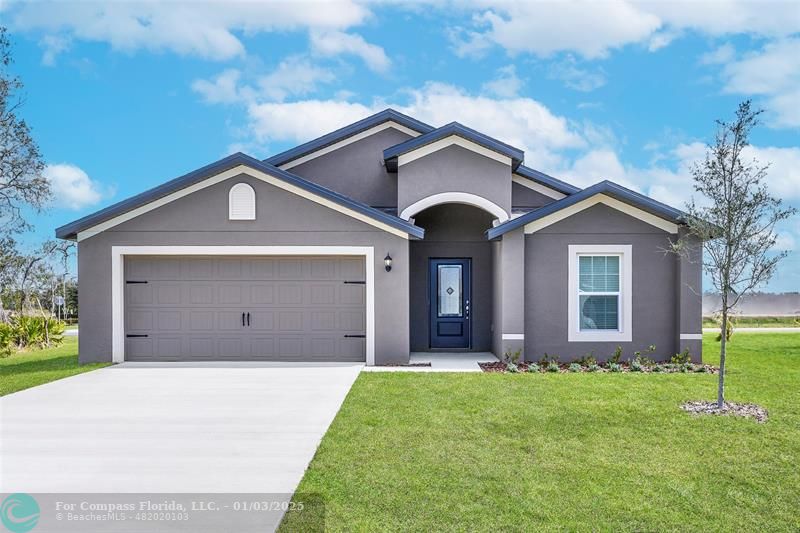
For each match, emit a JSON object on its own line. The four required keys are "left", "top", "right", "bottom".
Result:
{"left": 514, "top": 165, "right": 581, "bottom": 195}
{"left": 383, "top": 122, "right": 525, "bottom": 171}
{"left": 487, "top": 180, "right": 685, "bottom": 239}
{"left": 264, "top": 108, "right": 434, "bottom": 167}
{"left": 55, "top": 152, "right": 425, "bottom": 240}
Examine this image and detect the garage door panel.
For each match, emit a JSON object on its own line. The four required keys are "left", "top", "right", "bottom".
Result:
{"left": 124, "top": 256, "right": 365, "bottom": 362}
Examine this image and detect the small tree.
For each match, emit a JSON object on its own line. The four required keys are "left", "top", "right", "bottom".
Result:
{"left": 672, "top": 100, "right": 796, "bottom": 408}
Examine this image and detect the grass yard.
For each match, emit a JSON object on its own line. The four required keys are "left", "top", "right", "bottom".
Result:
{"left": 282, "top": 333, "right": 800, "bottom": 532}
{"left": 0, "top": 337, "right": 109, "bottom": 396}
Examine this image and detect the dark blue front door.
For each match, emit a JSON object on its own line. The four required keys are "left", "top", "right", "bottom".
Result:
{"left": 429, "top": 258, "right": 471, "bottom": 349}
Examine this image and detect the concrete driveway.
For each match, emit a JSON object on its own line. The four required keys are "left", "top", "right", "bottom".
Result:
{"left": 0, "top": 362, "right": 362, "bottom": 493}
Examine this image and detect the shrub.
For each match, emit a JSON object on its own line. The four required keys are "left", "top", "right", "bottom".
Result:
{"left": 506, "top": 363, "right": 519, "bottom": 373}
{"left": 526, "top": 363, "right": 540, "bottom": 373}
{"left": 576, "top": 352, "right": 596, "bottom": 366}
{"left": 539, "top": 353, "right": 559, "bottom": 366}
{"left": 3, "top": 315, "right": 66, "bottom": 350}
{"left": 630, "top": 360, "right": 643, "bottom": 372}
{"left": 607, "top": 346, "right": 623, "bottom": 365}
{"left": 632, "top": 345, "right": 657, "bottom": 368}
{"left": 608, "top": 363, "right": 622, "bottom": 372}
{"left": 694, "top": 365, "right": 708, "bottom": 373}
{"left": 568, "top": 363, "right": 582, "bottom": 373}
{"left": 503, "top": 348, "right": 521, "bottom": 365}
{"left": 588, "top": 364, "right": 601, "bottom": 372}
{"left": 653, "top": 364, "right": 665, "bottom": 373}
{"left": 0, "top": 323, "right": 14, "bottom": 358}
{"left": 671, "top": 348, "right": 692, "bottom": 365}
{"left": 546, "top": 361, "right": 560, "bottom": 373}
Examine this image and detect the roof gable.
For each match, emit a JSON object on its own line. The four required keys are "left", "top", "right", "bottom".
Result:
{"left": 383, "top": 122, "right": 524, "bottom": 171}
{"left": 56, "top": 153, "right": 424, "bottom": 241}
{"left": 264, "top": 109, "right": 434, "bottom": 168}
{"left": 488, "top": 180, "right": 685, "bottom": 239}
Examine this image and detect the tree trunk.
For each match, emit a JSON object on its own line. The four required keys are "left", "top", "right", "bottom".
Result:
{"left": 718, "top": 308, "right": 727, "bottom": 409}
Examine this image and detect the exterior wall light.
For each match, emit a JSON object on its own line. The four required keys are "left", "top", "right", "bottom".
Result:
{"left": 384, "top": 253, "right": 393, "bottom": 272}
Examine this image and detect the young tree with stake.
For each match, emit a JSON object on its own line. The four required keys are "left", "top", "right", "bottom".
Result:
{"left": 672, "top": 100, "right": 796, "bottom": 409}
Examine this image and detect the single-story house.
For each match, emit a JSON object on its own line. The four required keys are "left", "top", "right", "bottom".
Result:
{"left": 56, "top": 109, "right": 702, "bottom": 365}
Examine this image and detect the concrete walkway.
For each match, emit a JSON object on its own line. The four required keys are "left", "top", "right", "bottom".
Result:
{"left": 363, "top": 352, "right": 498, "bottom": 372}
{"left": 0, "top": 362, "right": 362, "bottom": 494}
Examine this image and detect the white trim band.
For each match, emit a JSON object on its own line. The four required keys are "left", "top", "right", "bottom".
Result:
{"left": 78, "top": 165, "right": 411, "bottom": 241}
{"left": 511, "top": 175, "right": 566, "bottom": 200}
{"left": 524, "top": 193, "right": 679, "bottom": 234}
{"left": 680, "top": 333, "right": 703, "bottom": 340}
{"left": 397, "top": 135, "right": 512, "bottom": 167}
{"left": 111, "top": 245, "right": 376, "bottom": 366}
{"left": 280, "top": 121, "right": 420, "bottom": 170}
{"left": 400, "top": 192, "right": 509, "bottom": 222}
{"left": 502, "top": 334, "right": 524, "bottom": 340}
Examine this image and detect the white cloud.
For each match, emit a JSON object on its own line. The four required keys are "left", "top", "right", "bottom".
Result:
{"left": 699, "top": 43, "right": 735, "bottom": 65}
{"left": 44, "top": 163, "right": 107, "bottom": 210}
{"left": 481, "top": 65, "right": 523, "bottom": 98}
{"left": 257, "top": 58, "right": 336, "bottom": 102}
{"left": 310, "top": 30, "right": 391, "bottom": 73}
{"left": 192, "top": 58, "right": 336, "bottom": 106}
{"left": 718, "top": 38, "right": 800, "bottom": 128}
{"left": 448, "top": 0, "right": 800, "bottom": 59}
{"left": 458, "top": 1, "right": 661, "bottom": 59}
{"left": 547, "top": 55, "right": 607, "bottom": 92}
{"left": 773, "top": 232, "right": 796, "bottom": 252}
{"left": 39, "top": 34, "right": 70, "bottom": 66}
{"left": 191, "top": 69, "right": 245, "bottom": 105}
{"left": 8, "top": 0, "right": 370, "bottom": 61}
{"left": 239, "top": 82, "right": 587, "bottom": 171}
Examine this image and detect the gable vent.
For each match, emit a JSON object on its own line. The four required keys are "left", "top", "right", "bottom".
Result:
{"left": 229, "top": 183, "right": 256, "bottom": 220}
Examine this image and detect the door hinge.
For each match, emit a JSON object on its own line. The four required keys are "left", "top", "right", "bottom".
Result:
{"left": 343, "top": 280, "right": 366, "bottom": 285}
{"left": 125, "top": 280, "right": 148, "bottom": 284}
{"left": 126, "top": 334, "right": 149, "bottom": 338}
{"left": 344, "top": 334, "right": 366, "bottom": 338}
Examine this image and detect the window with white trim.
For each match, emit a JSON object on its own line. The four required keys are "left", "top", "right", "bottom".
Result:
{"left": 578, "top": 255, "right": 620, "bottom": 330}
{"left": 567, "top": 245, "right": 632, "bottom": 342}
{"left": 229, "top": 183, "right": 256, "bottom": 220}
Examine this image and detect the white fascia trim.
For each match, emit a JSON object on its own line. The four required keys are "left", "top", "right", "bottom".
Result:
{"left": 400, "top": 192, "right": 510, "bottom": 222}
{"left": 524, "top": 194, "right": 679, "bottom": 234}
{"left": 567, "top": 244, "right": 633, "bottom": 343}
{"left": 511, "top": 175, "right": 566, "bottom": 200}
{"left": 279, "top": 121, "right": 421, "bottom": 170}
{"left": 77, "top": 165, "right": 411, "bottom": 241}
{"left": 111, "top": 246, "right": 376, "bottom": 366}
{"left": 680, "top": 333, "right": 703, "bottom": 340}
{"left": 502, "top": 333, "right": 524, "bottom": 340}
{"left": 397, "top": 135, "right": 512, "bottom": 167}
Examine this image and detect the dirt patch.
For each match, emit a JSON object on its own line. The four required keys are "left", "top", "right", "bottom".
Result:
{"left": 681, "top": 400, "right": 768, "bottom": 423}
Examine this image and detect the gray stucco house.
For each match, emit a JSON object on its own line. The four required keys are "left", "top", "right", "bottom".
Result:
{"left": 56, "top": 109, "right": 702, "bottom": 365}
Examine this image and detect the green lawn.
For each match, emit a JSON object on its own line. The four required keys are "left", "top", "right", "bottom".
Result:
{"left": 282, "top": 333, "right": 800, "bottom": 532}
{"left": 0, "top": 337, "right": 109, "bottom": 396}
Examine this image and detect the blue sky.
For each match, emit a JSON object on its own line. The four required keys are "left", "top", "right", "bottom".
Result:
{"left": 4, "top": 0, "right": 799, "bottom": 291}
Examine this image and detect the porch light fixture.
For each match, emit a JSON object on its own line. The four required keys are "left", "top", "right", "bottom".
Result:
{"left": 384, "top": 253, "right": 393, "bottom": 272}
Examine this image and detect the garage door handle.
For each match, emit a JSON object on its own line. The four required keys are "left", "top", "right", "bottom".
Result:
{"left": 242, "top": 312, "right": 246, "bottom": 327}
{"left": 247, "top": 312, "right": 250, "bottom": 326}
{"left": 344, "top": 334, "right": 366, "bottom": 338}
{"left": 126, "top": 334, "right": 148, "bottom": 338}
{"left": 343, "top": 281, "right": 366, "bottom": 284}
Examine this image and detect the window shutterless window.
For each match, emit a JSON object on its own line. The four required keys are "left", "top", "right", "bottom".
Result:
{"left": 567, "top": 245, "right": 632, "bottom": 342}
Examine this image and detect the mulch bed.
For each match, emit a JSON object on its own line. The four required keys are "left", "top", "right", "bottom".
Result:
{"left": 681, "top": 400, "right": 768, "bottom": 423}
{"left": 479, "top": 362, "right": 718, "bottom": 374}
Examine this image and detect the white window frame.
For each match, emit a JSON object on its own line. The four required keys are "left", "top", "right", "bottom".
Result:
{"left": 567, "top": 244, "right": 632, "bottom": 342}
{"left": 228, "top": 182, "right": 256, "bottom": 220}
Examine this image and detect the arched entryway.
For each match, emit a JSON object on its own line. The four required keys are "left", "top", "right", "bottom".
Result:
{"left": 409, "top": 203, "right": 495, "bottom": 352}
